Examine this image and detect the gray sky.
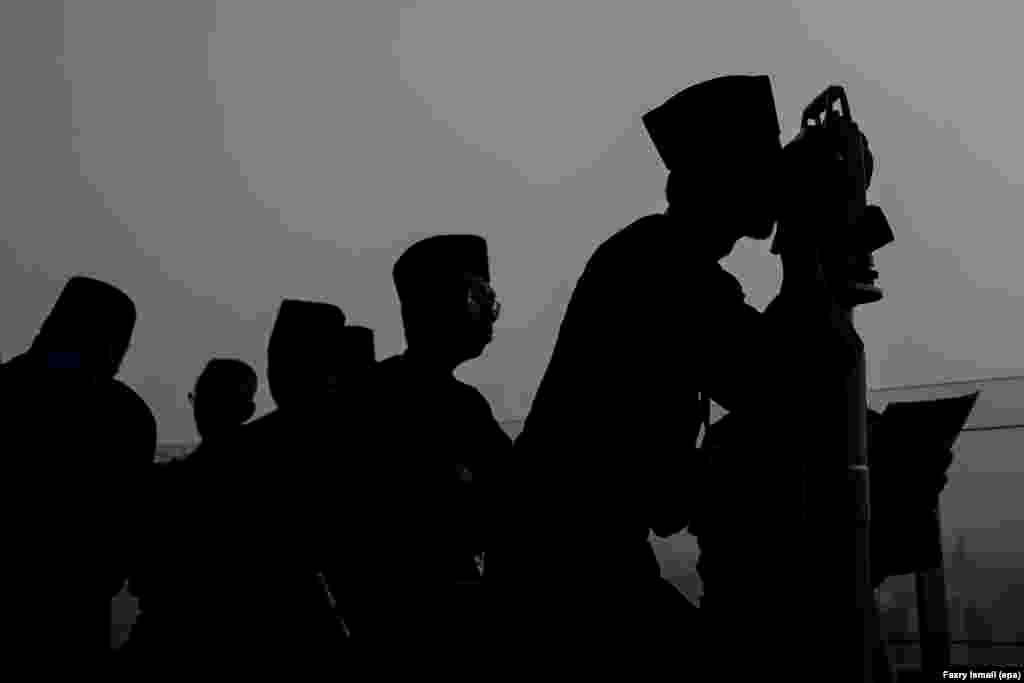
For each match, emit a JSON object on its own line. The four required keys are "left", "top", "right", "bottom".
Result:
{"left": 4, "top": 1, "right": 1023, "bottom": 444}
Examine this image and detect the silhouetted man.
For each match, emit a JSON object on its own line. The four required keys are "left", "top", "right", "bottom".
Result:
{"left": 343, "top": 234, "right": 511, "bottom": 682}
{"left": 121, "top": 358, "right": 257, "bottom": 676}
{"left": 0, "top": 275, "right": 138, "bottom": 675}
{"left": 497, "top": 75, "right": 857, "bottom": 679}
{"left": 186, "top": 300, "right": 351, "bottom": 677}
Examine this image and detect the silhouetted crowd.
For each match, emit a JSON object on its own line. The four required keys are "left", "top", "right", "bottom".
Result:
{"left": 4, "top": 75, "right": 960, "bottom": 681}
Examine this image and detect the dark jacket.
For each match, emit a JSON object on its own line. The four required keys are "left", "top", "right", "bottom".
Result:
{"left": 344, "top": 354, "right": 511, "bottom": 584}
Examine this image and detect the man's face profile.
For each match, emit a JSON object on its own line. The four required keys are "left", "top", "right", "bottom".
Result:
{"left": 464, "top": 274, "right": 498, "bottom": 349}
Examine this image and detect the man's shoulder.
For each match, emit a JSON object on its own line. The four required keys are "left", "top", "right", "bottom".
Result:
{"left": 622, "top": 212, "right": 670, "bottom": 232}
{"left": 579, "top": 214, "right": 744, "bottom": 297}
{"left": 565, "top": 214, "right": 670, "bottom": 302}
{"left": 586, "top": 213, "right": 718, "bottom": 279}
{"left": 591, "top": 213, "right": 669, "bottom": 262}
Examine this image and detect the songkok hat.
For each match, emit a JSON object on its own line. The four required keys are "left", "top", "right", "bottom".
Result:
{"left": 642, "top": 74, "right": 781, "bottom": 172}
{"left": 268, "top": 299, "right": 347, "bottom": 359}
{"left": 393, "top": 234, "right": 490, "bottom": 302}
{"left": 340, "top": 325, "right": 376, "bottom": 367}
{"left": 33, "top": 275, "right": 136, "bottom": 356}
{"left": 197, "top": 358, "right": 258, "bottom": 398}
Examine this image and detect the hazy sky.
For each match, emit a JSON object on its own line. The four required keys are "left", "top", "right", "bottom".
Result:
{"left": 4, "top": 1, "right": 1023, "bottom": 443}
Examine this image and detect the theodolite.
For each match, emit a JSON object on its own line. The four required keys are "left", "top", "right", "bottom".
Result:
{"left": 776, "top": 85, "right": 893, "bottom": 682}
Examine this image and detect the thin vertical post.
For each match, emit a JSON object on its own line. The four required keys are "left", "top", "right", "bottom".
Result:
{"left": 915, "top": 507, "right": 952, "bottom": 671}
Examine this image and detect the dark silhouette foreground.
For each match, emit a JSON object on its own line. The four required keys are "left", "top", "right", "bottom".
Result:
{"left": 0, "top": 72, "right": 935, "bottom": 683}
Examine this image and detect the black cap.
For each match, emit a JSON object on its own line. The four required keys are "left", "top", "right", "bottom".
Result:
{"left": 268, "top": 299, "right": 347, "bottom": 358}
{"left": 393, "top": 234, "right": 490, "bottom": 302}
{"left": 340, "top": 325, "right": 376, "bottom": 366}
{"left": 197, "top": 358, "right": 258, "bottom": 398}
{"left": 33, "top": 275, "right": 136, "bottom": 358}
{"left": 643, "top": 75, "right": 781, "bottom": 172}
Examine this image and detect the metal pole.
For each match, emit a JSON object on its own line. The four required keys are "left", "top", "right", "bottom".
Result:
{"left": 915, "top": 507, "right": 952, "bottom": 671}
{"left": 803, "top": 305, "right": 873, "bottom": 682}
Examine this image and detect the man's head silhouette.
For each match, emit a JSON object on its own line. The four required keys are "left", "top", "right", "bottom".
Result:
{"left": 191, "top": 358, "right": 258, "bottom": 441}
{"left": 644, "top": 75, "right": 783, "bottom": 260}
{"left": 31, "top": 275, "right": 137, "bottom": 379}
{"left": 266, "top": 299, "right": 348, "bottom": 409}
{"left": 393, "top": 234, "right": 498, "bottom": 372}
